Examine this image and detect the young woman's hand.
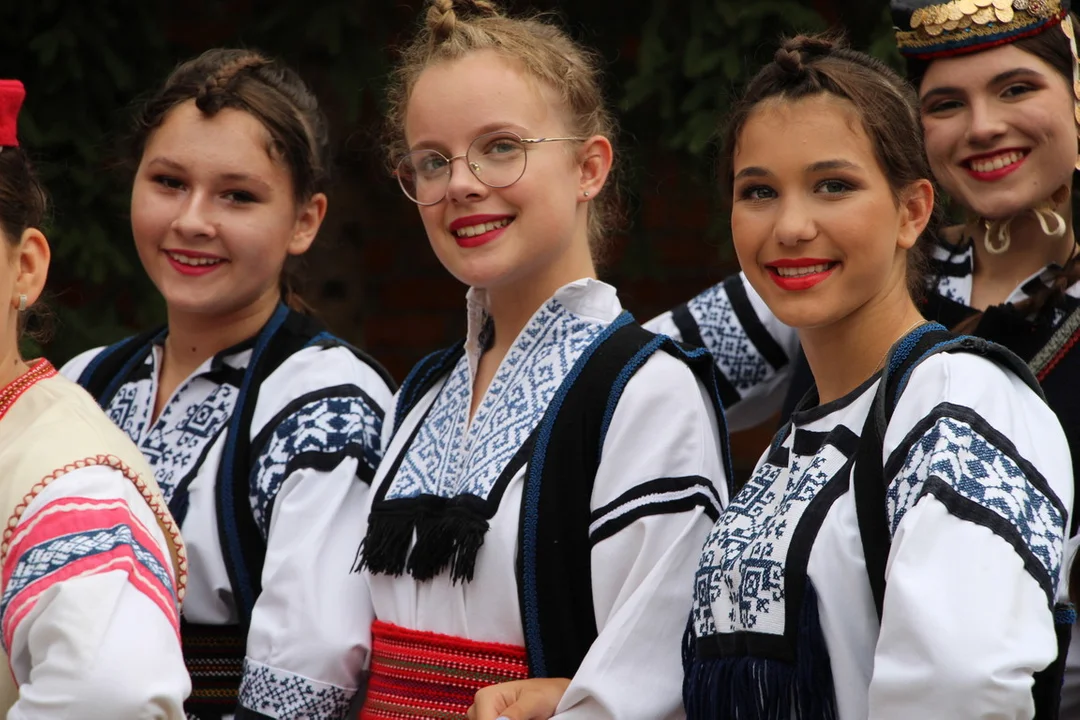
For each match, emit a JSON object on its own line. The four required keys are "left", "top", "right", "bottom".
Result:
{"left": 467, "top": 678, "right": 571, "bottom": 720}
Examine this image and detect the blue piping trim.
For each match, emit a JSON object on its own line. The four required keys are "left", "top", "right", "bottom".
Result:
{"left": 81, "top": 329, "right": 167, "bottom": 408}
{"left": 597, "top": 334, "right": 666, "bottom": 459}
{"left": 218, "top": 303, "right": 289, "bottom": 621}
{"left": 520, "top": 310, "right": 633, "bottom": 676}
{"left": 393, "top": 343, "right": 463, "bottom": 435}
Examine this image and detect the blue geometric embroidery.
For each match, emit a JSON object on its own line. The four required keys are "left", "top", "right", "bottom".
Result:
{"left": 685, "top": 280, "right": 771, "bottom": 392}
{"left": 386, "top": 299, "right": 607, "bottom": 501}
{"left": 104, "top": 351, "right": 239, "bottom": 503}
{"left": 239, "top": 658, "right": 352, "bottom": 718}
{"left": 250, "top": 394, "right": 383, "bottom": 538}
{"left": 693, "top": 439, "right": 851, "bottom": 639}
{"left": 108, "top": 375, "right": 152, "bottom": 442}
{"left": 1, "top": 524, "right": 175, "bottom": 618}
{"left": 887, "top": 415, "right": 1065, "bottom": 582}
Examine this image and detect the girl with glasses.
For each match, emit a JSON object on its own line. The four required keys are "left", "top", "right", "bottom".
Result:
{"left": 472, "top": 33, "right": 1073, "bottom": 720}
{"left": 0, "top": 79, "right": 188, "bottom": 717}
{"left": 350, "top": 1, "right": 733, "bottom": 717}
{"left": 60, "top": 50, "right": 395, "bottom": 718}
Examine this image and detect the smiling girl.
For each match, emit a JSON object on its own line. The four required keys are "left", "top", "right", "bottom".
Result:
{"left": 472, "top": 35, "right": 1073, "bottom": 720}
{"left": 349, "top": 1, "right": 732, "bottom": 718}
{"left": 60, "top": 50, "right": 395, "bottom": 719}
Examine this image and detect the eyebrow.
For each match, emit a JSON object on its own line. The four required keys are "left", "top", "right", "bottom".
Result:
{"left": 733, "top": 159, "right": 859, "bottom": 180}
{"left": 410, "top": 122, "right": 531, "bottom": 151}
{"left": 920, "top": 68, "right": 1045, "bottom": 104}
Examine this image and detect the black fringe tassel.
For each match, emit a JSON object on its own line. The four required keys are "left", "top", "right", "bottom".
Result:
{"left": 684, "top": 583, "right": 839, "bottom": 720}
{"left": 353, "top": 495, "right": 490, "bottom": 583}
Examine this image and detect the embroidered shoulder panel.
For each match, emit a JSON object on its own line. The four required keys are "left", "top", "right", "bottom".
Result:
{"left": 385, "top": 300, "right": 607, "bottom": 501}
{"left": 238, "top": 658, "right": 352, "bottom": 718}
{"left": 693, "top": 434, "right": 853, "bottom": 639}
{"left": 0, "top": 506, "right": 177, "bottom": 653}
{"left": 684, "top": 280, "right": 774, "bottom": 393}
{"left": 887, "top": 413, "right": 1066, "bottom": 583}
{"left": 250, "top": 391, "right": 384, "bottom": 537}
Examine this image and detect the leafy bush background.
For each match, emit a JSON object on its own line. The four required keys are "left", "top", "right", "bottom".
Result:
{"left": 1, "top": 0, "right": 895, "bottom": 363}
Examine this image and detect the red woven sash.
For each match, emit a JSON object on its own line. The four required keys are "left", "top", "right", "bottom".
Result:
{"left": 360, "top": 620, "right": 529, "bottom": 719}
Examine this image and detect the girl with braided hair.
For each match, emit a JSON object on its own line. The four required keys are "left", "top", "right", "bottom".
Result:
{"left": 471, "top": 34, "right": 1073, "bottom": 720}
{"left": 61, "top": 49, "right": 395, "bottom": 718}
{"left": 350, "top": 0, "right": 732, "bottom": 717}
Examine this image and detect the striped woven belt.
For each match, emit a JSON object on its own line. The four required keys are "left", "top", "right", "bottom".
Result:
{"left": 181, "top": 621, "right": 245, "bottom": 719}
{"left": 360, "top": 620, "right": 530, "bottom": 719}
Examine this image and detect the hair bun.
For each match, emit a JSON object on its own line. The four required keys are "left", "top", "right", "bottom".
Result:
{"left": 774, "top": 34, "right": 842, "bottom": 75}
{"left": 196, "top": 52, "right": 269, "bottom": 110}
{"left": 425, "top": 0, "right": 501, "bottom": 45}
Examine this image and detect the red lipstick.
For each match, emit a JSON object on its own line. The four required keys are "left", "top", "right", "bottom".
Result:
{"left": 448, "top": 214, "right": 514, "bottom": 249}
{"left": 962, "top": 148, "right": 1028, "bottom": 182}
{"left": 765, "top": 258, "right": 838, "bottom": 291}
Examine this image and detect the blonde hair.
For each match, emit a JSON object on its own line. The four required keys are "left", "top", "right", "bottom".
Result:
{"left": 386, "top": 0, "right": 619, "bottom": 256}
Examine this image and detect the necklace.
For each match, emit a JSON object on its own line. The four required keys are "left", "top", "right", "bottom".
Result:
{"left": 873, "top": 319, "right": 928, "bottom": 374}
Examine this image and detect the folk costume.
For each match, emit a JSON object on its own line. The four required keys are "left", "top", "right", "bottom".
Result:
{"left": 62, "top": 304, "right": 395, "bottom": 719}
{"left": 652, "top": 2, "right": 1080, "bottom": 712}
{"left": 685, "top": 324, "right": 1073, "bottom": 719}
{"left": 353, "top": 278, "right": 733, "bottom": 720}
{"left": 0, "top": 360, "right": 189, "bottom": 718}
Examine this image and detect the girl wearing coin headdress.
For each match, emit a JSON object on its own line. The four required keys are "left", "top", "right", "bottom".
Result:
{"left": 349, "top": 0, "right": 734, "bottom": 717}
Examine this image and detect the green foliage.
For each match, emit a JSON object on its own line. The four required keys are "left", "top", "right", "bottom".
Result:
{"left": 622, "top": 1, "right": 901, "bottom": 157}
{"left": 1, "top": 0, "right": 398, "bottom": 364}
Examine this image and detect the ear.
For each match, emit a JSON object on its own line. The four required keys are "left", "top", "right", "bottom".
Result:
{"left": 576, "top": 135, "right": 614, "bottom": 204}
{"left": 287, "top": 192, "right": 328, "bottom": 256}
{"left": 896, "top": 178, "right": 934, "bottom": 250}
{"left": 13, "top": 227, "right": 50, "bottom": 307}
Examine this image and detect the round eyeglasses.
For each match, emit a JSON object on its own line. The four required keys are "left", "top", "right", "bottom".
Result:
{"left": 395, "top": 131, "right": 584, "bottom": 206}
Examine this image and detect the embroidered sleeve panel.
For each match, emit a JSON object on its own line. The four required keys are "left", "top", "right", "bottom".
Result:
{"left": 885, "top": 404, "right": 1066, "bottom": 589}
{"left": 588, "top": 475, "right": 723, "bottom": 546}
{"left": 680, "top": 274, "right": 791, "bottom": 394}
{"left": 248, "top": 386, "right": 385, "bottom": 538}
{"left": 238, "top": 658, "right": 353, "bottom": 719}
{"left": 0, "top": 496, "right": 179, "bottom": 654}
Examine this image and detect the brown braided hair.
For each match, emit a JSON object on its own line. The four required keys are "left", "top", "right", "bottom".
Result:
{"left": 719, "top": 34, "right": 940, "bottom": 300}
{"left": 130, "top": 48, "right": 330, "bottom": 314}
{"left": 386, "top": 0, "right": 621, "bottom": 259}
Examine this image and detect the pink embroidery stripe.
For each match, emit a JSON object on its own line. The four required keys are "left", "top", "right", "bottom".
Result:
{"left": 1, "top": 499, "right": 179, "bottom": 648}
{"left": 4, "top": 498, "right": 169, "bottom": 584}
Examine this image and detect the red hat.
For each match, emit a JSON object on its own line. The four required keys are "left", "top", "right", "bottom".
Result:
{"left": 0, "top": 80, "right": 25, "bottom": 147}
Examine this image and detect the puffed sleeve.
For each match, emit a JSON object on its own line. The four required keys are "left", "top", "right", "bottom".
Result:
{"left": 868, "top": 352, "right": 1073, "bottom": 719}
{"left": 237, "top": 346, "right": 393, "bottom": 719}
{"left": 552, "top": 352, "right": 729, "bottom": 719}
{"left": 644, "top": 273, "right": 800, "bottom": 431}
{"left": 4, "top": 464, "right": 188, "bottom": 719}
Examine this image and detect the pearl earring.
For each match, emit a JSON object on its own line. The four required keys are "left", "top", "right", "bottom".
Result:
{"left": 583, "top": 190, "right": 590, "bottom": 197}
